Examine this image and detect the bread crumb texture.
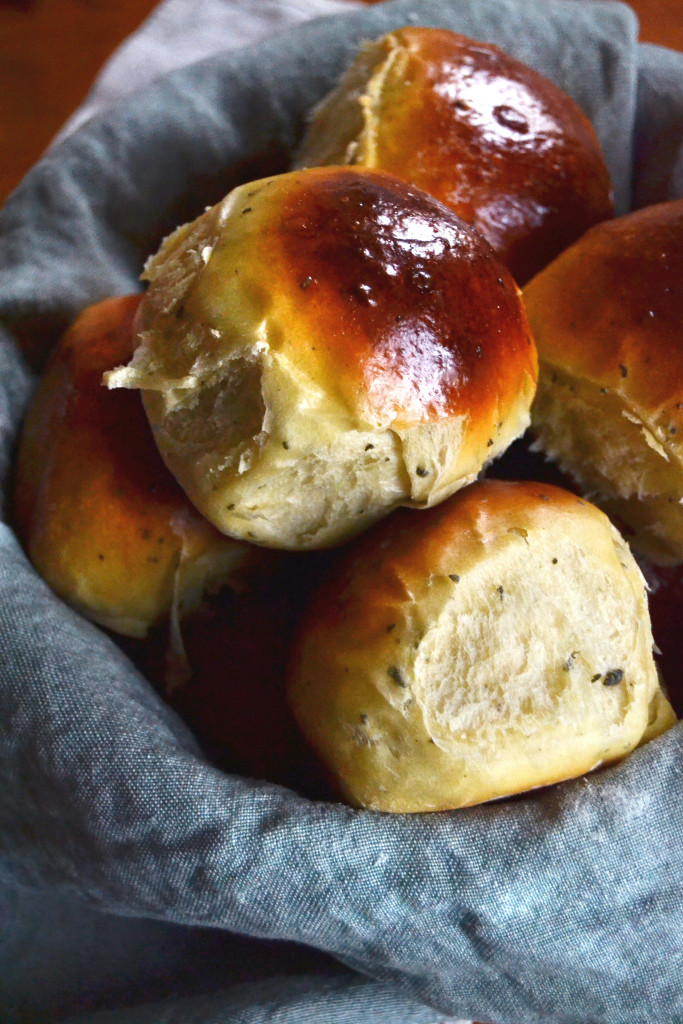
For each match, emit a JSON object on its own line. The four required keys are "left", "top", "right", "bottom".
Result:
{"left": 287, "top": 480, "right": 675, "bottom": 811}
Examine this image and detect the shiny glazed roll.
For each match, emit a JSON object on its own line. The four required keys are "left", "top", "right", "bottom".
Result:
{"left": 14, "top": 296, "right": 259, "bottom": 638}
{"left": 287, "top": 481, "right": 675, "bottom": 813}
{"left": 525, "top": 200, "right": 683, "bottom": 566}
{"left": 106, "top": 167, "right": 537, "bottom": 550}
{"left": 294, "top": 27, "right": 614, "bottom": 284}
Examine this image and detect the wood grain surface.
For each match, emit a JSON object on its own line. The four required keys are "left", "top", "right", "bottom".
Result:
{"left": 0, "top": 0, "right": 681, "bottom": 202}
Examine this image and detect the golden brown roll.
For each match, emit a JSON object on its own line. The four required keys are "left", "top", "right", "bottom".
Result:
{"left": 287, "top": 480, "right": 675, "bottom": 813}
{"left": 106, "top": 166, "right": 537, "bottom": 550}
{"left": 294, "top": 27, "right": 614, "bottom": 284}
{"left": 525, "top": 199, "right": 683, "bottom": 566}
{"left": 14, "top": 295, "right": 259, "bottom": 638}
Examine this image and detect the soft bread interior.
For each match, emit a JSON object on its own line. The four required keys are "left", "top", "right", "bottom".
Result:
{"left": 532, "top": 365, "right": 683, "bottom": 564}
{"left": 412, "top": 532, "right": 653, "bottom": 758}
{"left": 293, "top": 36, "right": 390, "bottom": 169}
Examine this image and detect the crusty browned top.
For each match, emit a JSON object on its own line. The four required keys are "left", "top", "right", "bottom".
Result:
{"left": 359, "top": 27, "right": 614, "bottom": 283}
{"left": 14, "top": 295, "right": 187, "bottom": 533}
{"left": 525, "top": 200, "right": 683, "bottom": 418}
{"left": 273, "top": 167, "right": 535, "bottom": 429}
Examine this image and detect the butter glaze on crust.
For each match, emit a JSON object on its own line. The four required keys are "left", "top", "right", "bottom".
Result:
{"left": 287, "top": 480, "right": 675, "bottom": 812}
{"left": 14, "top": 296, "right": 258, "bottom": 637}
{"left": 525, "top": 200, "right": 683, "bottom": 565}
{"left": 107, "top": 167, "right": 537, "bottom": 550}
{"left": 294, "top": 27, "right": 614, "bottom": 284}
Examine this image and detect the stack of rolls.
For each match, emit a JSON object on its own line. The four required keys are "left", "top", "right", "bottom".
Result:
{"left": 14, "top": 28, "right": 677, "bottom": 810}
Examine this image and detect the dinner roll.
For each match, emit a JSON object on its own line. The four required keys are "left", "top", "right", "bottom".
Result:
{"left": 287, "top": 480, "right": 675, "bottom": 812}
{"left": 525, "top": 200, "right": 683, "bottom": 566}
{"left": 106, "top": 167, "right": 537, "bottom": 550}
{"left": 14, "top": 296, "right": 259, "bottom": 638}
{"left": 294, "top": 27, "right": 614, "bottom": 284}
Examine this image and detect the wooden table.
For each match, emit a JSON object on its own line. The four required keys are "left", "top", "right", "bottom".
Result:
{"left": 0, "top": 0, "right": 681, "bottom": 203}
